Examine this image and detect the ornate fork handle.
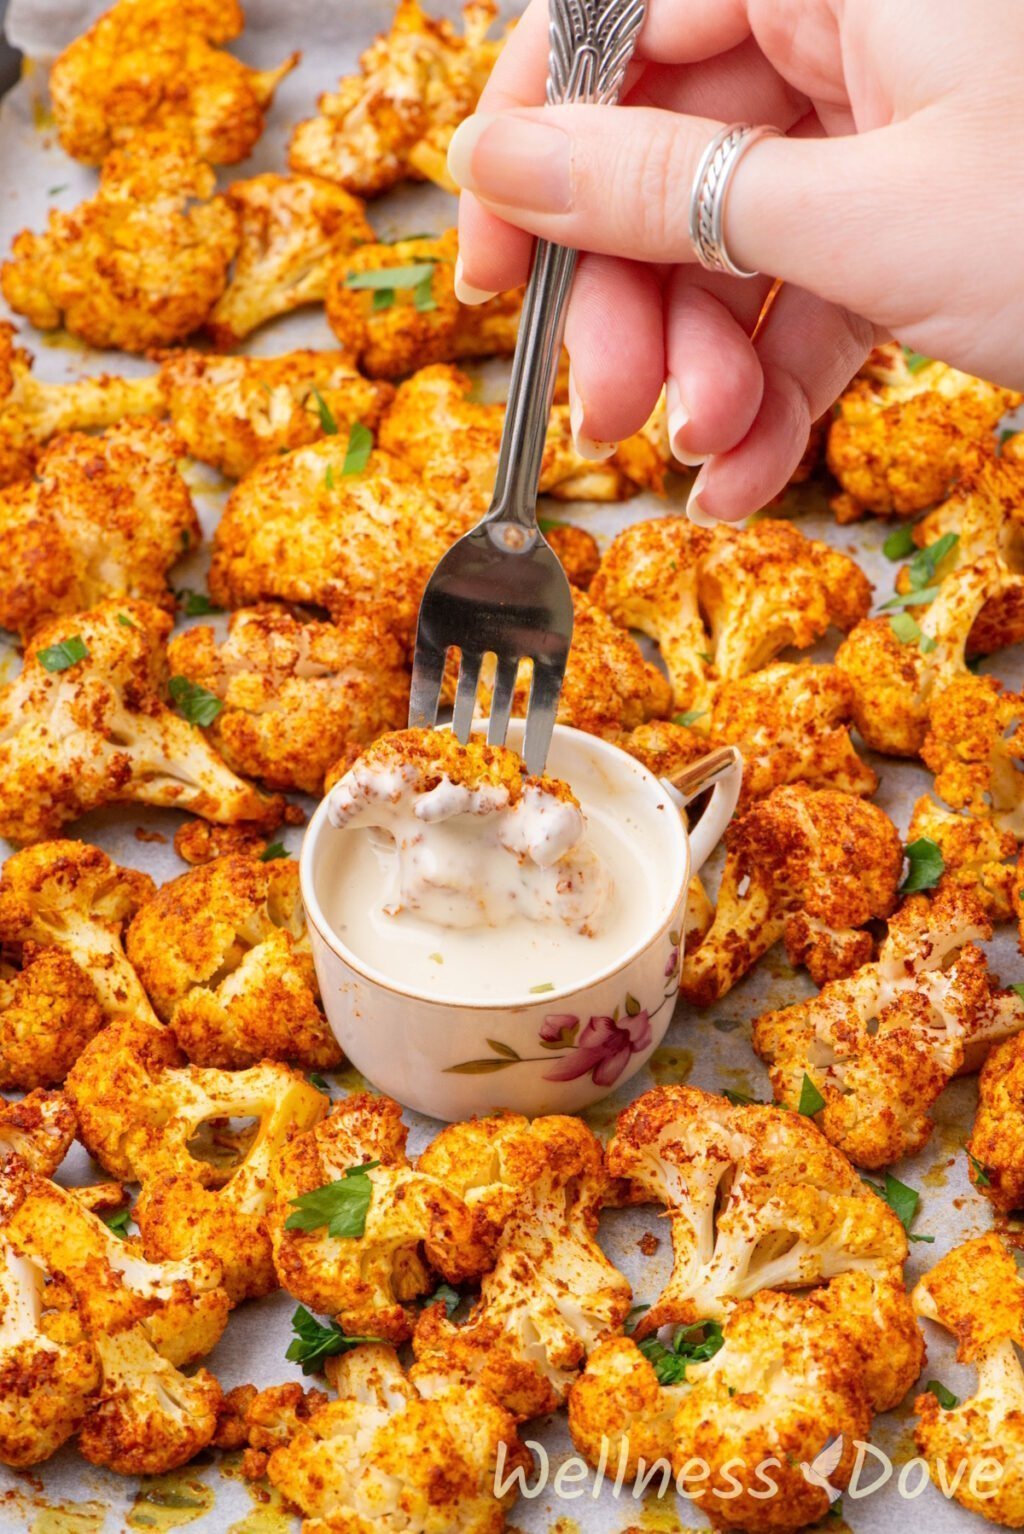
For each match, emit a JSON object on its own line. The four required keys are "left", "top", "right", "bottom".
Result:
{"left": 486, "top": 0, "right": 647, "bottom": 530}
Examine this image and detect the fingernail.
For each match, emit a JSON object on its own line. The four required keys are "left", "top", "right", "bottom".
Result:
{"left": 447, "top": 112, "right": 573, "bottom": 212}
{"left": 686, "top": 464, "right": 720, "bottom": 527}
{"left": 666, "top": 376, "right": 705, "bottom": 468}
{"left": 569, "top": 368, "right": 616, "bottom": 462}
{"left": 454, "top": 255, "right": 497, "bottom": 306}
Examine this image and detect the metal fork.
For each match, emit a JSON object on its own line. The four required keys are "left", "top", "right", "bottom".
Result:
{"left": 408, "top": 0, "right": 648, "bottom": 775}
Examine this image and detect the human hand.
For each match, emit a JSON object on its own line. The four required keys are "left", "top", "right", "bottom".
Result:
{"left": 448, "top": 0, "right": 1024, "bottom": 521}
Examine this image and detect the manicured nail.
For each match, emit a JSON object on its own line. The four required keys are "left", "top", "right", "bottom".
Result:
{"left": 569, "top": 368, "right": 616, "bottom": 462}
{"left": 453, "top": 255, "right": 497, "bottom": 306}
{"left": 686, "top": 463, "right": 720, "bottom": 527}
{"left": 447, "top": 112, "right": 573, "bottom": 212}
{"left": 666, "top": 376, "right": 705, "bottom": 468}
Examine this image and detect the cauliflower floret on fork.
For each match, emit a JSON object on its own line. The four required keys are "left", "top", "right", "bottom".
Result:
{"left": 1, "top": 132, "right": 239, "bottom": 353}
{"left": 753, "top": 889, "right": 1024, "bottom": 1169}
{"left": 913, "top": 1235, "right": 1024, "bottom": 1528}
{"left": 0, "top": 600, "right": 284, "bottom": 843}
{"left": 288, "top": 0, "right": 506, "bottom": 197}
{"left": 0, "top": 419, "right": 200, "bottom": 642}
{"left": 681, "top": 784, "right": 903, "bottom": 1006}
{"left": 48, "top": 0, "right": 297, "bottom": 166}
{"left": 167, "top": 605, "right": 409, "bottom": 796}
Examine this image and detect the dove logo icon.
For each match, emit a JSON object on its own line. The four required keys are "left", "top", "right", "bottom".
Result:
{"left": 800, "top": 1434, "right": 845, "bottom": 1504}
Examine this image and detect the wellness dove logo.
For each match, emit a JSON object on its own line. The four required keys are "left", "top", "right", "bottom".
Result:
{"left": 800, "top": 1433, "right": 845, "bottom": 1504}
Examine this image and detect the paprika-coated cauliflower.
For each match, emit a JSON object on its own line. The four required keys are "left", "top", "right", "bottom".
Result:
{"left": 922, "top": 674, "right": 1024, "bottom": 835}
{"left": 914, "top": 1235, "right": 1024, "bottom": 1527}
{"left": 288, "top": 0, "right": 506, "bottom": 197}
{"left": 1, "top": 132, "right": 239, "bottom": 353}
{"left": 207, "top": 173, "right": 375, "bottom": 348}
{"left": 0, "top": 840, "right": 155, "bottom": 1026}
{"left": 967, "top": 1032, "right": 1024, "bottom": 1215}
{"left": 0, "top": 945, "right": 104, "bottom": 1090}
{"left": 268, "top": 1094, "right": 489, "bottom": 1345}
{"left": 126, "top": 851, "right": 338, "bottom": 1070}
{"left": 326, "top": 230, "right": 521, "bottom": 378}
{"left": 542, "top": 521, "right": 601, "bottom": 591}
{"left": 0, "top": 322, "right": 163, "bottom": 489}
{"left": 591, "top": 516, "right": 870, "bottom": 711}
{"left": 159, "top": 348, "right": 394, "bottom": 481}
{"left": 0, "top": 419, "right": 200, "bottom": 641}
{"left": 48, "top": 0, "right": 297, "bottom": 166}
{"left": 908, "top": 795, "right": 1019, "bottom": 921}
{"left": 412, "top": 1112, "right": 632, "bottom": 1420}
{"left": 266, "top": 1343, "right": 532, "bottom": 1534}
{"left": 826, "top": 343, "right": 1020, "bottom": 520}
{"left": 0, "top": 600, "right": 284, "bottom": 843}
{"left": 753, "top": 889, "right": 1024, "bottom": 1169}
{"left": 606, "top": 1086, "right": 908, "bottom": 1334}
{"left": 0, "top": 1090, "right": 77, "bottom": 1176}
{"left": 167, "top": 605, "right": 409, "bottom": 795}
{"left": 681, "top": 785, "right": 903, "bottom": 1007}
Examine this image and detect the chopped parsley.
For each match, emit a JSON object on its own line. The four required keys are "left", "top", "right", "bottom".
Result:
{"left": 882, "top": 524, "right": 916, "bottom": 561}
{"left": 900, "top": 837, "right": 945, "bottom": 894}
{"left": 344, "top": 261, "right": 438, "bottom": 295}
{"left": 372, "top": 287, "right": 395, "bottom": 311}
{"left": 797, "top": 1073, "right": 826, "bottom": 1116}
{"left": 906, "top": 532, "right": 959, "bottom": 589}
{"left": 259, "top": 842, "right": 289, "bottom": 862}
{"left": 889, "top": 610, "right": 937, "bottom": 652}
{"left": 324, "top": 463, "right": 336, "bottom": 491}
{"left": 176, "top": 588, "right": 222, "bottom": 617}
{"left": 286, "top": 1305, "right": 382, "bottom": 1374}
{"left": 168, "top": 676, "right": 223, "bottom": 727}
{"left": 638, "top": 1321, "right": 724, "bottom": 1385}
{"left": 101, "top": 1208, "right": 133, "bottom": 1238}
{"left": 925, "top": 1379, "right": 958, "bottom": 1410}
{"left": 624, "top": 1303, "right": 650, "bottom": 1334}
{"left": 673, "top": 710, "right": 707, "bottom": 728}
{"left": 967, "top": 1151, "right": 992, "bottom": 1187}
{"left": 47, "top": 183, "right": 68, "bottom": 196}
{"left": 423, "top": 1283, "right": 461, "bottom": 1318}
{"left": 724, "top": 1088, "right": 764, "bottom": 1107}
{"left": 879, "top": 585, "right": 942, "bottom": 610}
{"left": 116, "top": 612, "right": 135, "bottom": 629}
{"left": 308, "top": 1073, "right": 330, "bottom": 1093}
{"left": 1011, "top": 983, "right": 1024, "bottom": 1002}
{"left": 538, "top": 517, "right": 569, "bottom": 534}
{"left": 37, "top": 636, "right": 88, "bottom": 672}
{"left": 902, "top": 346, "right": 933, "bottom": 374}
{"left": 284, "top": 1161, "right": 380, "bottom": 1239}
{"left": 311, "top": 389, "right": 338, "bottom": 435}
{"left": 413, "top": 271, "right": 437, "bottom": 313}
{"left": 342, "top": 422, "right": 374, "bottom": 477}
{"left": 862, "top": 1172, "right": 934, "bottom": 1243}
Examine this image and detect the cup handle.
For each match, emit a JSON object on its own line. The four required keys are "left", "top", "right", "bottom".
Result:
{"left": 663, "top": 746, "right": 743, "bottom": 875}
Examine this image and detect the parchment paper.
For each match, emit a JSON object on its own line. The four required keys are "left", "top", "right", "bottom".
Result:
{"left": 0, "top": 3, "right": 1021, "bottom": 1530}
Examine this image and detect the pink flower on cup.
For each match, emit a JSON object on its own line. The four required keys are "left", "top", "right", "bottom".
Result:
{"left": 539, "top": 1014, "right": 580, "bottom": 1049}
{"left": 543, "top": 1006, "right": 652, "bottom": 1087}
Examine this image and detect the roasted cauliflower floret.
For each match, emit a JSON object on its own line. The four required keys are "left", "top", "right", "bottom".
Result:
{"left": 0, "top": 1091, "right": 77, "bottom": 1177}
{"left": 0, "top": 419, "right": 199, "bottom": 641}
{"left": 0, "top": 840, "right": 154, "bottom": 1025}
{"left": 681, "top": 785, "right": 903, "bottom": 1006}
{"left": 412, "top": 1112, "right": 631, "bottom": 1419}
{"left": 0, "top": 945, "right": 105, "bottom": 1090}
{"left": 591, "top": 516, "right": 870, "bottom": 710}
{"left": 0, "top": 600, "right": 283, "bottom": 843}
{"left": 826, "top": 343, "right": 1021, "bottom": 520}
{"left": 166, "top": 605, "right": 408, "bottom": 795}
{"left": 326, "top": 230, "right": 521, "bottom": 377}
{"left": 1, "top": 132, "right": 238, "bottom": 353}
{"left": 159, "top": 349, "right": 393, "bottom": 481}
{"left": 908, "top": 795, "right": 1019, "bottom": 921}
{"left": 754, "top": 889, "right": 1023, "bottom": 1168}
{"left": 966, "top": 1032, "right": 1024, "bottom": 1215}
{"left": 922, "top": 674, "right": 1024, "bottom": 834}
{"left": 268, "top": 1094, "right": 487, "bottom": 1344}
{"left": 48, "top": 0, "right": 296, "bottom": 166}
{"left": 207, "top": 174, "right": 374, "bottom": 347}
{"left": 914, "top": 1235, "right": 1024, "bottom": 1527}
{"left": 542, "top": 521, "right": 600, "bottom": 591}
{"left": 607, "top": 1086, "right": 908, "bottom": 1333}
{"left": 267, "top": 1343, "right": 531, "bottom": 1533}
{"left": 288, "top": 0, "right": 505, "bottom": 197}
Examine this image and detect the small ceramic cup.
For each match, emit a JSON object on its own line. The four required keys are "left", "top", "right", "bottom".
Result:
{"left": 300, "top": 724, "right": 742, "bottom": 1121}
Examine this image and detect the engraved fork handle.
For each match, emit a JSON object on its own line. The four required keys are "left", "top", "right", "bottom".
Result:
{"left": 484, "top": 0, "right": 647, "bottom": 530}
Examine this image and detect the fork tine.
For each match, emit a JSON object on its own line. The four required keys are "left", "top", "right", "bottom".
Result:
{"left": 451, "top": 651, "right": 483, "bottom": 744}
{"left": 486, "top": 655, "right": 521, "bottom": 749}
{"left": 522, "top": 658, "right": 566, "bottom": 775}
{"left": 408, "top": 637, "right": 447, "bottom": 730}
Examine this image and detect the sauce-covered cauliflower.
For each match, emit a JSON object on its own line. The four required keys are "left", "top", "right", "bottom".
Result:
{"left": 0, "top": 600, "right": 283, "bottom": 843}
{"left": 49, "top": 0, "right": 297, "bottom": 166}
{"left": 1, "top": 132, "right": 239, "bottom": 353}
{"left": 167, "top": 605, "right": 409, "bottom": 795}
{"left": 288, "top": 0, "right": 506, "bottom": 196}
{"left": 681, "top": 785, "right": 903, "bottom": 1006}
{"left": 754, "top": 889, "right": 1024, "bottom": 1169}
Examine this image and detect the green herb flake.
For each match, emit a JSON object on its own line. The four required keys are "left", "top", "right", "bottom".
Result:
{"left": 538, "top": 517, "right": 569, "bottom": 534}
{"left": 311, "top": 388, "right": 338, "bottom": 436}
{"left": 797, "top": 1073, "right": 826, "bottom": 1117}
{"left": 413, "top": 270, "right": 437, "bottom": 312}
{"left": 382, "top": 231, "right": 435, "bottom": 244}
{"left": 529, "top": 982, "right": 555, "bottom": 994}
{"left": 907, "top": 531, "right": 959, "bottom": 590}
{"left": 968, "top": 1151, "right": 992, "bottom": 1187}
{"left": 863, "top": 1172, "right": 933, "bottom": 1242}
{"left": 285, "top": 1305, "right": 383, "bottom": 1374}
{"left": 882, "top": 524, "right": 917, "bottom": 561}
{"left": 36, "top": 636, "right": 88, "bottom": 672}
{"left": 423, "top": 1283, "right": 461, "bottom": 1318}
{"left": 259, "top": 842, "right": 289, "bottom": 862}
{"left": 309, "top": 1073, "right": 330, "bottom": 1093}
{"left": 284, "top": 1160, "right": 380, "bottom": 1240}
{"left": 673, "top": 710, "right": 707, "bottom": 728}
{"left": 102, "top": 1208, "right": 132, "bottom": 1238}
{"left": 900, "top": 837, "right": 945, "bottom": 894}
{"left": 724, "top": 1088, "right": 764, "bottom": 1107}
{"left": 902, "top": 346, "right": 933, "bottom": 374}
{"left": 168, "top": 675, "right": 223, "bottom": 727}
{"left": 889, "top": 610, "right": 937, "bottom": 652}
{"left": 879, "top": 585, "right": 942, "bottom": 611}
{"left": 324, "top": 463, "right": 336, "bottom": 491}
{"left": 344, "top": 262, "right": 438, "bottom": 293}
{"left": 638, "top": 1320, "right": 725, "bottom": 1385}
{"left": 342, "top": 421, "right": 374, "bottom": 477}
{"left": 1012, "top": 983, "right": 1024, "bottom": 1002}
{"left": 47, "top": 183, "right": 68, "bottom": 196}
{"left": 926, "top": 1379, "right": 959, "bottom": 1410}
{"left": 372, "top": 287, "right": 396, "bottom": 311}
{"left": 176, "top": 588, "right": 223, "bottom": 617}
{"left": 1000, "top": 427, "right": 1018, "bottom": 448}
{"left": 624, "top": 1303, "right": 650, "bottom": 1334}
{"left": 116, "top": 613, "right": 135, "bottom": 629}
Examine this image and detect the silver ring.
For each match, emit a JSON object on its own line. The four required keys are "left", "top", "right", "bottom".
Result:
{"left": 689, "top": 123, "right": 782, "bottom": 279}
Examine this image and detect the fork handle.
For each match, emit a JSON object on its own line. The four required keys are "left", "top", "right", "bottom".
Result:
{"left": 486, "top": 0, "right": 647, "bottom": 530}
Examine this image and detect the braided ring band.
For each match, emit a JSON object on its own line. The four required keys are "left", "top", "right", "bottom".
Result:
{"left": 688, "top": 122, "right": 783, "bottom": 279}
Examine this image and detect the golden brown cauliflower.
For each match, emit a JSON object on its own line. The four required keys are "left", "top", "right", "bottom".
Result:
{"left": 914, "top": 1235, "right": 1024, "bottom": 1527}
{"left": 0, "top": 599, "right": 284, "bottom": 844}
{"left": 0, "top": 1090, "right": 77, "bottom": 1176}
{"left": 412, "top": 1112, "right": 631, "bottom": 1420}
{"left": 908, "top": 795, "right": 1019, "bottom": 921}
{"left": 1, "top": 132, "right": 239, "bottom": 353}
{"left": 826, "top": 342, "right": 1021, "bottom": 520}
{"left": 541, "top": 521, "right": 601, "bottom": 591}
{"left": 159, "top": 348, "right": 393, "bottom": 481}
{"left": 754, "top": 889, "right": 1024, "bottom": 1169}
{"left": 681, "top": 785, "right": 903, "bottom": 1006}
{"left": 922, "top": 674, "right": 1024, "bottom": 833}
{"left": 126, "top": 851, "right": 339, "bottom": 1069}
{"left": 591, "top": 516, "right": 870, "bottom": 710}
{"left": 166, "top": 605, "right": 408, "bottom": 795}
{"left": 966, "top": 1031, "right": 1024, "bottom": 1215}
{"left": 208, "top": 442, "right": 470, "bottom": 641}
{"left": 326, "top": 229, "right": 521, "bottom": 378}
{"left": 48, "top": 0, "right": 296, "bottom": 166}
{"left": 207, "top": 174, "right": 374, "bottom": 348}
{"left": 288, "top": 0, "right": 505, "bottom": 197}
{"left": 0, "top": 322, "right": 164, "bottom": 490}
{"left": 266, "top": 1343, "right": 531, "bottom": 1534}
{"left": 268, "top": 1094, "right": 488, "bottom": 1345}
{"left": 0, "top": 945, "right": 104, "bottom": 1090}
{"left": 0, "top": 419, "right": 199, "bottom": 641}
